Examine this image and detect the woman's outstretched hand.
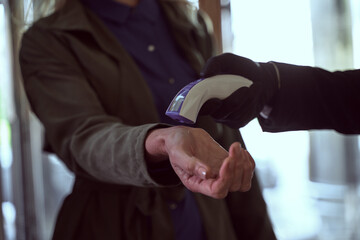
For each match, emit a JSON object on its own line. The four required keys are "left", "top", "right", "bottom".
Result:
{"left": 145, "top": 126, "right": 255, "bottom": 199}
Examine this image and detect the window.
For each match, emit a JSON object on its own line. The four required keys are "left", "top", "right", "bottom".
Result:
{"left": 229, "top": 1, "right": 360, "bottom": 239}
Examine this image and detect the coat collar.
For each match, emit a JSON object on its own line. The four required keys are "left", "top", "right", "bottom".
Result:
{"left": 36, "top": 0, "right": 92, "bottom": 31}
{"left": 80, "top": 0, "right": 160, "bottom": 26}
{"left": 36, "top": 0, "right": 164, "bottom": 32}
{"left": 34, "top": 0, "right": 211, "bottom": 73}
{"left": 36, "top": 0, "right": 132, "bottom": 62}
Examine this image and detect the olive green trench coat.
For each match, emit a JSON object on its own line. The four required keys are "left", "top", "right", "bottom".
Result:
{"left": 19, "top": 0, "right": 276, "bottom": 239}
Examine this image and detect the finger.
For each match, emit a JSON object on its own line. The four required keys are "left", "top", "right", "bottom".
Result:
{"left": 246, "top": 149, "right": 256, "bottom": 170}
{"left": 175, "top": 152, "right": 235, "bottom": 199}
{"left": 207, "top": 157, "right": 234, "bottom": 199}
{"left": 191, "top": 156, "right": 216, "bottom": 180}
{"left": 185, "top": 157, "right": 233, "bottom": 198}
{"left": 170, "top": 150, "right": 197, "bottom": 176}
{"left": 201, "top": 56, "right": 224, "bottom": 78}
{"left": 172, "top": 165, "right": 191, "bottom": 182}
{"left": 170, "top": 155, "right": 217, "bottom": 182}
{"left": 195, "top": 163, "right": 210, "bottom": 180}
{"left": 201, "top": 53, "right": 240, "bottom": 78}
{"left": 172, "top": 163, "right": 211, "bottom": 193}
{"left": 210, "top": 88, "right": 256, "bottom": 129}
{"left": 227, "top": 143, "right": 256, "bottom": 192}
{"left": 176, "top": 169, "right": 209, "bottom": 194}
{"left": 228, "top": 142, "right": 243, "bottom": 192}
{"left": 240, "top": 170, "right": 253, "bottom": 192}
{"left": 240, "top": 150, "right": 255, "bottom": 192}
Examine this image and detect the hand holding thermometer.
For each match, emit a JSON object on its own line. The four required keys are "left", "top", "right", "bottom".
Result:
{"left": 165, "top": 74, "right": 253, "bottom": 124}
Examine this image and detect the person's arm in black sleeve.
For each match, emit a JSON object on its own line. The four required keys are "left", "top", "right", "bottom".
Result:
{"left": 201, "top": 53, "right": 360, "bottom": 134}
{"left": 260, "top": 63, "right": 360, "bottom": 134}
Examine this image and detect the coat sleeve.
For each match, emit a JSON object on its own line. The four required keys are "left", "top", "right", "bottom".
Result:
{"left": 259, "top": 63, "right": 360, "bottom": 134}
{"left": 19, "top": 26, "right": 176, "bottom": 187}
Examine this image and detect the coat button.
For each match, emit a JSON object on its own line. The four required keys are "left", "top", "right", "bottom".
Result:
{"left": 169, "top": 203, "right": 177, "bottom": 210}
{"left": 168, "top": 78, "right": 175, "bottom": 84}
{"left": 148, "top": 45, "right": 155, "bottom": 52}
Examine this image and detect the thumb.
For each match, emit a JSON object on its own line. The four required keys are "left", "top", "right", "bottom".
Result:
{"left": 201, "top": 53, "right": 239, "bottom": 78}
{"left": 201, "top": 57, "right": 223, "bottom": 78}
{"left": 229, "top": 142, "right": 242, "bottom": 159}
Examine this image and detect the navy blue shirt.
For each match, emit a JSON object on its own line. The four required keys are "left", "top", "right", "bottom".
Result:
{"left": 82, "top": 0, "right": 198, "bottom": 124}
{"left": 81, "top": 0, "right": 206, "bottom": 239}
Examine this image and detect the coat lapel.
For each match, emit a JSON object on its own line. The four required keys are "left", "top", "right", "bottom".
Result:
{"left": 38, "top": 0, "right": 214, "bottom": 73}
{"left": 35, "top": 0, "right": 214, "bottom": 125}
{"left": 38, "top": 0, "right": 130, "bottom": 64}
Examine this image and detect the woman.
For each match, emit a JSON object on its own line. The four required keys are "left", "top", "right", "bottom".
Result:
{"left": 19, "top": 0, "right": 275, "bottom": 239}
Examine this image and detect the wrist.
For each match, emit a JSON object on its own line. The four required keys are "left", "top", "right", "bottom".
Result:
{"left": 259, "top": 61, "right": 281, "bottom": 103}
{"left": 145, "top": 128, "right": 168, "bottom": 163}
{"left": 145, "top": 127, "right": 182, "bottom": 185}
{"left": 259, "top": 105, "right": 273, "bottom": 119}
{"left": 268, "top": 62, "right": 281, "bottom": 89}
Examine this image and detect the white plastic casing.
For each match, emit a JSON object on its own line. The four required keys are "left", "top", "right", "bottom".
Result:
{"left": 166, "top": 74, "right": 253, "bottom": 124}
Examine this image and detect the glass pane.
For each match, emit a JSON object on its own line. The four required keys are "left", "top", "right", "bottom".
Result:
{"left": 229, "top": 1, "right": 360, "bottom": 239}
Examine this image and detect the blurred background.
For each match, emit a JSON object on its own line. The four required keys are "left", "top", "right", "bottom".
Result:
{"left": 0, "top": 0, "right": 360, "bottom": 239}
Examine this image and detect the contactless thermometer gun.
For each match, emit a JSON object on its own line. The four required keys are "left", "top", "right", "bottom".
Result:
{"left": 165, "top": 74, "right": 253, "bottom": 124}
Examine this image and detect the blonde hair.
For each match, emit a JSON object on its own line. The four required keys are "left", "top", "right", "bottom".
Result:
{"left": 22, "top": 0, "right": 55, "bottom": 25}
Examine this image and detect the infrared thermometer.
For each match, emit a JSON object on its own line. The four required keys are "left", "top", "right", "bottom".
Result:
{"left": 165, "top": 74, "right": 253, "bottom": 124}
